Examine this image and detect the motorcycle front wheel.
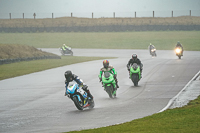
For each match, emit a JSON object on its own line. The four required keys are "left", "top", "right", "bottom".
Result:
{"left": 105, "top": 86, "right": 114, "bottom": 98}
{"left": 73, "top": 97, "right": 83, "bottom": 110}
{"left": 132, "top": 74, "right": 139, "bottom": 86}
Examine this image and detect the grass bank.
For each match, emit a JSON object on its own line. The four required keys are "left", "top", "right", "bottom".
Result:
{"left": 0, "top": 56, "right": 112, "bottom": 80}
{"left": 0, "top": 31, "right": 200, "bottom": 51}
{"left": 0, "top": 44, "right": 58, "bottom": 59}
{"left": 0, "top": 44, "right": 113, "bottom": 80}
{"left": 68, "top": 95, "right": 200, "bottom": 133}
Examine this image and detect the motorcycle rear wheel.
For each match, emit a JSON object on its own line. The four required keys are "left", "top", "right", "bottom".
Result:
{"left": 88, "top": 100, "right": 95, "bottom": 109}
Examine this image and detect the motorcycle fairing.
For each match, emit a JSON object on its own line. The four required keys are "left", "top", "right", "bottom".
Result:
{"left": 130, "top": 64, "right": 141, "bottom": 80}
{"left": 102, "top": 73, "right": 116, "bottom": 89}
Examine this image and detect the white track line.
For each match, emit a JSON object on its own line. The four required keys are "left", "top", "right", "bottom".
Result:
{"left": 159, "top": 70, "right": 200, "bottom": 113}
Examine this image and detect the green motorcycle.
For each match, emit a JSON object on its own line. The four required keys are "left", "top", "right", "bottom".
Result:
{"left": 101, "top": 72, "right": 117, "bottom": 98}
{"left": 130, "top": 63, "right": 141, "bottom": 86}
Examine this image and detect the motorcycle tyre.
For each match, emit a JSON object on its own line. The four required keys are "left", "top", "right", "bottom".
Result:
{"left": 105, "top": 86, "right": 114, "bottom": 98}
{"left": 132, "top": 74, "right": 139, "bottom": 86}
{"left": 151, "top": 52, "right": 156, "bottom": 57}
{"left": 70, "top": 51, "right": 73, "bottom": 56}
{"left": 73, "top": 96, "right": 83, "bottom": 110}
{"left": 88, "top": 100, "right": 95, "bottom": 109}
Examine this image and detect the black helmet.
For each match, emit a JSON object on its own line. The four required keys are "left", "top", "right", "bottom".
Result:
{"left": 132, "top": 54, "right": 137, "bottom": 60}
{"left": 64, "top": 70, "right": 72, "bottom": 79}
{"left": 103, "top": 60, "right": 109, "bottom": 68}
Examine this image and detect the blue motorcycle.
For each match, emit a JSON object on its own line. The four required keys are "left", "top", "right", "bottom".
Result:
{"left": 66, "top": 83, "right": 94, "bottom": 110}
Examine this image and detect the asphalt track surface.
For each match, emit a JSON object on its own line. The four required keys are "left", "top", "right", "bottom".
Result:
{"left": 0, "top": 49, "right": 200, "bottom": 133}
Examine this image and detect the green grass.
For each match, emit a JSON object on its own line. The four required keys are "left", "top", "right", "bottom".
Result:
{"left": 0, "top": 31, "right": 200, "bottom": 51}
{"left": 67, "top": 96, "right": 200, "bottom": 133}
{"left": 0, "top": 56, "right": 113, "bottom": 80}
{"left": 0, "top": 43, "right": 58, "bottom": 59}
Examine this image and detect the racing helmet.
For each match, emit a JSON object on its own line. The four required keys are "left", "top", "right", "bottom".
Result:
{"left": 132, "top": 54, "right": 137, "bottom": 60}
{"left": 177, "top": 41, "right": 180, "bottom": 44}
{"left": 103, "top": 60, "right": 109, "bottom": 68}
{"left": 64, "top": 70, "right": 72, "bottom": 80}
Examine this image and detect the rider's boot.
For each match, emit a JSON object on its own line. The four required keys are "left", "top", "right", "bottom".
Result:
{"left": 116, "top": 82, "right": 119, "bottom": 88}
{"left": 115, "top": 79, "right": 119, "bottom": 88}
{"left": 128, "top": 70, "right": 130, "bottom": 79}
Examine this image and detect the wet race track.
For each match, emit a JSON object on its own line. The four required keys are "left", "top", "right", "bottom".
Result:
{"left": 0, "top": 49, "right": 200, "bottom": 133}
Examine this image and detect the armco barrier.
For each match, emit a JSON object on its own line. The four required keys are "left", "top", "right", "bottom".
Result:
{"left": 0, "top": 55, "right": 61, "bottom": 65}
{"left": 0, "top": 25, "right": 200, "bottom": 32}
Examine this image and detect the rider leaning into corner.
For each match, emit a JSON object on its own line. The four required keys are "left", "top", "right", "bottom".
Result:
{"left": 175, "top": 41, "right": 184, "bottom": 56}
{"left": 127, "top": 54, "right": 143, "bottom": 78}
{"left": 98, "top": 60, "right": 119, "bottom": 88}
{"left": 64, "top": 70, "right": 94, "bottom": 100}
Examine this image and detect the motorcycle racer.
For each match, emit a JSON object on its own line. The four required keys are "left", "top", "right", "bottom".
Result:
{"left": 99, "top": 60, "right": 119, "bottom": 88}
{"left": 148, "top": 43, "right": 156, "bottom": 55}
{"left": 62, "top": 44, "right": 69, "bottom": 51}
{"left": 64, "top": 70, "right": 93, "bottom": 100}
{"left": 175, "top": 41, "right": 183, "bottom": 56}
{"left": 127, "top": 54, "right": 143, "bottom": 78}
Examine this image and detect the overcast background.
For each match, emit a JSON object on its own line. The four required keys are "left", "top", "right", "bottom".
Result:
{"left": 0, "top": 0, "right": 200, "bottom": 19}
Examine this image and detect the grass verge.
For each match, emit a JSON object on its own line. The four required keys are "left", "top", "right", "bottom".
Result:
{"left": 67, "top": 95, "right": 200, "bottom": 133}
{"left": 0, "top": 31, "right": 200, "bottom": 51}
{"left": 0, "top": 56, "right": 114, "bottom": 80}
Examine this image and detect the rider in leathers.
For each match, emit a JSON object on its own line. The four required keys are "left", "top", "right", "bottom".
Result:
{"left": 148, "top": 43, "right": 156, "bottom": 55}
{"left": 64, "top": 70, "right": 93, "bottom": 100}
{"left": 175, "top": 41, "right": 183, "bottom": 56}
{"left": 127, "top": 54, "right": 143, "bottom": 78}
{"left": 99, "top": 60, "right": 119, "bottom": 88}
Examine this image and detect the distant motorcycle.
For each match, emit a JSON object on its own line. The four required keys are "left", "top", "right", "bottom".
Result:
{"left": 150, "top": 48, "right": 157, "bottom": 57}
{"left": 101, "top": 72, "right": 117, "bottom": 98}
{"left": 175, "top": 46, "right": 183, "bottom": 59}
{"left": 66, "top": 83, "right": 94, "bottom": 110}
{"left": 59, "top": 47, "right": 73, "bottom": 56}
{"left": 129, "top": 63, "right": 141, "bottom": 86}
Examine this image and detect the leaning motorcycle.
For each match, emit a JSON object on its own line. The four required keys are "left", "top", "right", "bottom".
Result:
{"left": 101, "top": 72, "right": 117, "bottom": 98}
{"left": 59, "top": 47, "right": 73, "bottom": 56}
{"left": 66, "top": 83, "right": 94, "bottom": 110}
{"left": 129, "top": 63, "right": 141, "bottom": 86}
{"left": 175, "top": 46, "right": 182, "bottom": 59}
